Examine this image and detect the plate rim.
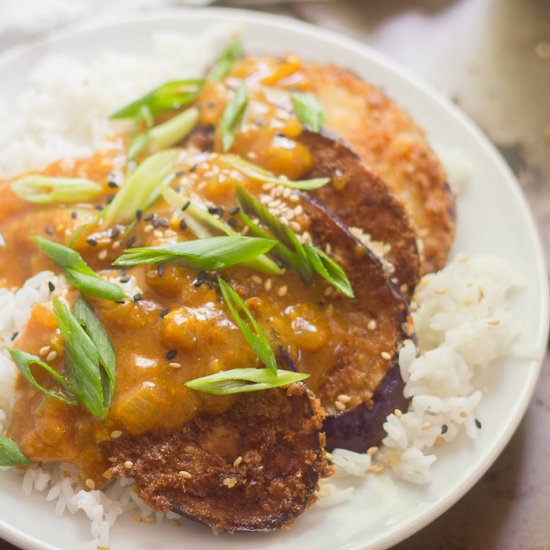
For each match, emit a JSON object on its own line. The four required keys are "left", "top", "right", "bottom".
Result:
{"left": 0, "top": 8, "right": 548, "bottom": 550}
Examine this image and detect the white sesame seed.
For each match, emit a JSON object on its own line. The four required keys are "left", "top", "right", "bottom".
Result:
{"left": 381, "top": 351, "right": 392, "bottom": 360}
{"left": 144, "top": 224, "right": 154, "bottom": 233}
{"left": 233, "top": 456, "right": 243, "bottom": 467}
{"left": 324, "top": 287, "right": 333, "bottom": 297}
{"left": 264, "top": 278, "right": 272, "bottom": 291}
{"left": 366, "top": 446, "right": 378, "bottom": 456}
{"left": 112, "top": 241, "right": 121, "bottom": 250}
{"left": 39, "top": 345, "right": 51, "bottom": 357}
{"left": 277, "top": 285, "right": 288, "bottom": 297}
{"left": 111, "top": 430, "right": 122, "bottom": 439}
{"left": 46, "top": 350, "right": 57, "bottom": 362}
{"left": 169, "top": 362, "right": 182, "bottom": 369}
{"left": 98, "top": 249, "right": 108, "bottom": 260}
{"left": 337, "top": 394, "right": 351, "bottom": 403}
{"left": 488, "top": 318, "right": 500, "bottom": 325}
{"left": 289, "top": 194, "right": 299, "bottom": 202}
{"left": 294, "top": 205, "right": 303, "bottom": 216}
{"left": 367, "top": 320, "right": 377, "bottom": 331}
{"left": 124, "top": 461, "right": 134, "bottom": 469}
{"left": 252, "top": 275, "right": 262, "bottom": 284}
{"left": 289, "top": 221, "right": 301, "bottom": 232}
{"left": 260, "top": 195, "right": 271, "bottom": 204}
{"left": 334, "top": 400, "right": 346, "bottom": 411}
{"left": 394, "top": 409, "right": 402, "bottom": 418}
{"left": 459, "top": 410, "right": 468, "bottom": 418}
{"left": 178, "top": 470, "right": 192, "bottom": 479}
{"left": 143, "top": 515, "right": 156, "bottom": 524}
{"left": 421, "top": 422, "right": 432, "bottom": 430}
{"left": 85, "top": 479, "right": 95, "bottom": 489}
{"left": 153, "top": 229, "right": 163, "bottom": 238}
{"left": 283, "top": 188, "right": 291, "bottom": 198}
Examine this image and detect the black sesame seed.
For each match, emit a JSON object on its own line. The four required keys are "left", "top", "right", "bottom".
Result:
{"left": 189, "top": 164, "right": 198, "bottom": 173}
{"left": 119, "top": 276, "right": 130, "bottom": 284}
{"left": 179, "top": 218, "right": 187, "bottom": 231}
{"left": 228, "top": 218, "right": 238, "bottom": 229}
{"left": 207, "top": 100, "right": 216, "bottom": 108}
{"left": 157, "top": 264, "right": 166, "bottom": 277}
{"left": 136, "top": 210, "right": 143, "bottom": 222}
{"left": 175, "top": 170, "right": 185, "bottom": 177}
{"left": 10, "top": 331, "right": 18, "bottom": 341}
{"left": 71, "top": 211, "right": 78, "bottom": 220}
{"left": 96, "top": 205, "right": 104, "bottom": 212}
{"left": 108, "top": 180, "right": 119, "bottom": 189}
{"left": 160, "top": 308, "right": 170, "bottom": 319}
{"left": 441, "top": 424, "right": 448, "bottom": 435}
{"left": 127, "top": 236, "right": 137, "bottom": 247}
{"left": 475, "top": 419, "right": 482, "bottom": 429}
{"left": 208, "top": 206, "right": 224, "bottom": 216}
{"left": 44, "top": 225, "right": 54, "bottom": 235}
{"left": 228, "top": 206, "right": 240, "bottom": 215}
{"left": 144, "top": 213, "right": 155, "bottom": 222}
{"left": 181, "top": 200, "right": 191, "bottom": 212}
{"left": 152, "top": 218, "right": 169, "bottom": 228}
{"left": 165, "top": 349, "right": 178, "bottom": 360}
{"left": 275, "top": 258, "right": 285, "bottom": 268}
{"left": 48, "top": 282, "right": 55, "bottom": 292}
{"left": 115, "top": 300, "right": 126, "bottom": 305}
{"left": 109, "top": 228, "right": 120, "bottom": 239}
{"left": 133, "top": 293, "right": 143, "bottom": 302}
{"left": 86, "top": 238, "right": 98, "bottom": 247}
{"left": 106, "top": 194, "right": 115, "bottom": 204}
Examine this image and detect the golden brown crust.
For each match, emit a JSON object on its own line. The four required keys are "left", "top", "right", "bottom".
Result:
{"left": 303, "top": 63, "right": 455, "bottom": 273}
{"left": 299, "top": 130, "right": 420, "bottom": 295}
{"left": 105, "top": 385, "right": 327, "bottom": 533}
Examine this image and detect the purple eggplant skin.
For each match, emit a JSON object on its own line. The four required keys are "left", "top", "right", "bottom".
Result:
{"left": 324, "top": 361, "right": 409, "bottom": 453}
{"left": 301, "top": 195, "right": 413, "bottom": 453}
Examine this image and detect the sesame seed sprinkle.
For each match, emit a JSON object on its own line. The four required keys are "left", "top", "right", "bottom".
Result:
{"left": 366, "top": 446, "right": 378, "bottom": 456}
{"left": 233, "top": 456, "right": 243, "bottom": 467}
{"left": 46, "top": 351, "right": 57, "bottom": 362}
{"left": 98, "top": 249, "right": 108, "bottom": 260}
{"left": 111, "top": 430, "right": 122, "bottom": 439}
{"left": 85, "top": 479, "right": 96, "bottom": 489}
{"left": 124, "top": 461, "right": 134, "bottom": 469}
{"left": 277, "top": 285, "right": 288, "bottom": 297}
{"left": 169, "top": 362, "right": 182, "bottom": 369}
{"left": 178, "top": 470, "right": 192, "bottom": 479}
{"left": 367, "top": 320, "right": 377, "bottom": 331}
{"left": 381, "top": 351, "right": 392, "bottom": 360}
{"left": 334, "top": 400, "right": 346, "bottom": 411}
{"left": 39, "top": 346, "right": 51, "bottom": 357}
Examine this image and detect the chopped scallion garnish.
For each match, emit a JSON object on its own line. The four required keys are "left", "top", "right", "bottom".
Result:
{"left": 217, "top": 277, "right": 277, "bottom": 374}
{"left": 32, "top": 237, "right": 125, "bottom": 302}
{"left": 53, "top": 298, "right": 112, "bottom": 419}
{"left": 127, "top": 105, "right": 154, "bottom": 162}
{"left": 112, "top": 235, "right": 277, "bottom": 270}
{"left": 185, "top": 367, "right": 309, "bottom": 395}
{"left": 223, "top": 155, "right": 329, "bottom": 190}
{"left": 11, "top": 175, "right": 103, "bottom": 204}
{"left": 0, "top": 435, "right": 33, "bottom": 467}
{"left": 220, "top": 81, "right": 248, "bottom": 152}
{"left": 8, "top": 348, "right": 76, "bottom": 405}
{"left": 148, "top": 107, "right": 199, "bottom": 152}
{"left": 291, "top": 92, "right": 325, "bottom": 133}
{"left": 160, "top": 185, "right": 281, "bottom": 275}
{"left": 207, "top": 39, "right": 243, "bottom": 81}
{"left": 236, "top": 186, "right": 353, "bottom": 296}
{"left": 110, "top": 79, "right": 204, "bottom": 119}
{"left": 103, "top": 150, "right": 179, "bottom": 226}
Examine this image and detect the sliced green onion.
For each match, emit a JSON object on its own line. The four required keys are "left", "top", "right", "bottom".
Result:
{"left": 304, "top": 242, "right": 354, "bottom": 298}
{"left": 127, "top": 105, "right": 154, "bottom": 162}
{"left": 208, "top": 39, "right": 243, "bottom": 81}
{"left": 103, "top": 150, "right": 179, "bottom": 226}
{"left": 291, "top": 92, "right": 325, "bottom": 133}
{"left": 11, "top": 175, "right": 103, "bottom": 205}
{"left": 8, "top": 348, "right": 76, "bottom": 406}
{"left": 224, "top": 155, "right": 329, "bottom": 190}
{"left": 185, "top": 367, "right": 309, "bottom": 395}
{"left": 160, "top": 185, "right": 281, "bottom": 275}
{"left": 220, "top": 81, "right": 248, "bottom": 152}
{"left": 32, "top": 237, "right": 125, "bottom": 302}
{"left": 53, "top": 299, "right": 107, "bottom": 419}
{"left": 110, "top": 78, "right": 204, "bottom": 119}
{"left": 73, "top": 295, "right": 116, "bottom": 408}
{"left": 113, "top": 235, "right": 276, "bottom": 270}
{"left": 217, "top": 277, "right": 277, "bottom": 374}
{"left": 236, "top": 186, "right": 313, "bottom": 282}
{"left": 0, "top": 435, "right": 33, "bottom": 467}
{"left": 236, "top": 186, "right": 353, "bottom": 296}
{"left": 148, "top": 107, "right": 199, "bottom": 152}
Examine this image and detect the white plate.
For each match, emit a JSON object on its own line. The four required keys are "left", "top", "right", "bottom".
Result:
{"left": 0, "top": 8, "right": 548, "bottom": 550}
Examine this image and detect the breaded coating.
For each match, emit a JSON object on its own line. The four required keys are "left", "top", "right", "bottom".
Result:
{"left": 304, "top": 63, "right": 455, "bottom": 273}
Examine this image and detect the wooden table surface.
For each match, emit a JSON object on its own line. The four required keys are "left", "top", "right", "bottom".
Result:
{"left": 1, "top": 0, "right": 549, "bottom": 548}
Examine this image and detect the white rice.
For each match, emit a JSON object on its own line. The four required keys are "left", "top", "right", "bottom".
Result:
{"left": 0, "top": 26, "right": 522, "bottom": 543}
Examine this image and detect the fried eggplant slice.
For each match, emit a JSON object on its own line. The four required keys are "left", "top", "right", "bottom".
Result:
{"left": 298, "top": 130, "right": 420, "bottom": 295}
{"left": 302, "top": 63, "right": 455, "bottom": 274}
{"left": 300, "top": 196, "right": 412, "bottom": 451}
{"left": 106, "top": 384, "right": 327, "bottom": 532}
